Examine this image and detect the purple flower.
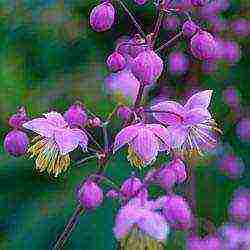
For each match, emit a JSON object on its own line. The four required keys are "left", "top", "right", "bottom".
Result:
{"left": 168, "top": 51, "right": 189, "bottom": 75}
{"left": 133, "top": 0, "right": 148, "bottom": 5}
{"left": 89, "top": 2, "right": 115, "bottom": 32}
{"left": 191, "top": 0, "right": 209, "bottom": 7}
{"left": 120, "top": 177, "right": 146, "bottom": 199}
{"left": 23, "top": 111, "right": 88, "bottom": 177}
{"left": 163, "top": 15, "right": 180, "bottom": 31}
{"left": 236, "top": 117, "right": 250, "bottom": 142}
{"left": 231, "top": 18, "right": 250, "bottom": 38}
{"left": 182, "top": 20, "right": 199, "bottom": 38}
{"left": 113, "top": 123, "right": 170, "bottom": 168}
{"left": 117, "top": 106, "right": 132, "bottom": 121}
{"left": 106, "top": 189, "right": 119, "bottom": 199}
{"left": 77, "top": 180, "right": 103, "bottom": 209}
{"left": 187, "top": 235, "right": 222, "bottom": 250}
{"left": 151, "top": 90, "right": 220, "bottom": 157}
{"left": 8, "top": 107, "right": 29, "bottom": 129}
{"left": 131, "top": 50, "right": 164, "bottom": 85}
{"left": 4, "top": 130, "right": 29, "bottom": 157}
{"left": 113, "top": 197, "right": 169, "bottom": 248}
{"left": 106, "top": 52, "right": 126, "bottom": 72}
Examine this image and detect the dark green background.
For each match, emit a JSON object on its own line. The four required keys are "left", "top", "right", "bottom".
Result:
{"left": 0, "top": 0, "right": 249, "bottom": 249}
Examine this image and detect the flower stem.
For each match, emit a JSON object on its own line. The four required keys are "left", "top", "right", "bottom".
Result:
{"left": 134, "top": 84, "right": 145, "bottom": 108}
{"left": 155, "top": 31, "right": 183, "bottom": 52}
{"left": 53, "top": 204, "right": 85, "bottom": 250}
{"left": 115, "top": 0, "right": 147, "bottom": 40}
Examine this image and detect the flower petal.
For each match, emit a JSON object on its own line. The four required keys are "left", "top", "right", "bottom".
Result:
{"left": 113, "top": 124, "right": 141, "bottom": 153}
{"left": 151, "top": 101, "right": 185, "bottom": 126}
{"left": 23, "top": 118, "right": 55, "bottom": 138}
{"left": 184, "top": 90, "right": 213, "bottom": 110}
{"left": 55, "top": 128, "right": 86, "bottom": 155}
{"left": 168, "top": 125, "right": 189, "bottom": 148}
{"left": 138, "top": 210, "right": 169, "bottom": 241}
{"left": 71, "top": 129, "right": 88, "bottom": 151}
{"left": 146, "top": 124, "right": 171, "bottom": 152}
{"left": 184, "top": 108, "right": 212, "bottom": 125}
{"left": 43, "top": 111, "right": 68, "bottom": 128}
{"left": 130, "top": 128, "right": 159, "bottom": 165}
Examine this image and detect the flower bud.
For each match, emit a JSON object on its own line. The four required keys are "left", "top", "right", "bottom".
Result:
{"left": 163, "top": 16, "right": 180, "bottom": 32}
{"left": 89, "top": 2, "right": 115, "bottom": 32}
{"left": 169, "top": 158, "right": 187, "bottom": 183}
{"left": 190, "top": 31, "right": 216, "bottom": 60}
{"left": 77, "top": 180, "right": 103, "bottom": 209}
{"left": 121, "top": 177, "right": 146, "bottom": 199}
{"left": 162, "top": 195, "right": 193, "bottom": 230}
{"left": 133, "top": 0, "right": 148, "bottom": 5}
{"left": 106, "top": 189, "right": 119, "bottom": 199}
{"left": 89, "top": 117, "right": 102, "bottom": 128}
{"left": 156, "top": 167, "right": 177, "bottom": 190}
{"left": 182, "top": 20, "right": 199, "bottom": 37}
{"left": 117, "top": 106, "right": 132, "bottom": 121}
{"left": 106, "top": 52, "right": 126, "bottom": 72}
{"left": 64, "top": 103, "right": 88, "bottom": 128}
{"left": 8, "top": 107, "right": 29, "bottom": 129}
{"left": 168, "top": 51, "right": 189, "bottom": 75}
{"left": 4, "top": 130, "right": 29, "bottom": 157}
{"left": 131, "top": 50, "right": 163, "bottom": 85}
{"left": 187, "top": 235, "right": 222, "bottom": 250}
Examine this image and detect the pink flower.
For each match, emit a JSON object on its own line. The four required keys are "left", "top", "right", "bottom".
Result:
{"left": 113, "top": 197, "right": 169, "bottom": 244}
{"left": 151, "top": 90, "right": 220, "bottom": 157}
{"left": 113, "top": 123, "right": 170, "bottom": 168}
{"left": 23, "top": 111, "right": 88, "bottom": 177}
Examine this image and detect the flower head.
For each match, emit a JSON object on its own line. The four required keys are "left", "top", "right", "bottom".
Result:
{"left": 113, "top": 123, "right": 170, "bottom": 168}
{"left": 106, "top": 52, "right": 126, "bottom": 72}
{"left": 151, "top": 90, "right": 220, "bottom": 158}
{"left": 182, "top": 20, "right": 199, "bottom": 38}
{"left": 23, "top": 111, "right": 88, "bottom": 177}
{"left": 114, "top": 197, "right": 169, "bottom": 250}
{"left": 4, "top": 130, "right": 29, "bottom": 157}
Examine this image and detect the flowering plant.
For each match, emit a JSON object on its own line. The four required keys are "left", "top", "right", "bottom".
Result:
{"left": 3, "top": 0, "right": 250, "bottom": 249}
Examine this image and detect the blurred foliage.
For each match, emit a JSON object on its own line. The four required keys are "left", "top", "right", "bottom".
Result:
{"left": 0, "top": 0, "right": 249, "bottom": 250}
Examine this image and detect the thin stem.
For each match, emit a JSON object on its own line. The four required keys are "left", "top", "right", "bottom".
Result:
{"left": 115, "top": 0, "right": 147, "bottom": 40}
{"left": 134, "top": 84, "right": 145, "bottom": 108}
{"left": 53, "top": 204, "right": 84, "bottom": 250}
{"left": 151, "top": 1, "right": 165, "bottom": 47}
{"left": 82, "top": 128, "right": 103, "bottom": 151}
{"left": 73, "top": 155, "right": 99, "bottom": 167}
{"left": 102, "top": 124, "right": 109, "bottom": 152}
{"left": 90, "top": 174, "right": 121, "bottom": 191}
{"left": 155, "top": 31, "right": 183, "bottom": 52}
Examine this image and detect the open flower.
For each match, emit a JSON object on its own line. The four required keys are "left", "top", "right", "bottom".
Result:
{"left": 114, "top": 197, "right": 169, "bottom": 250}
{"left": 151, "top": 90, "right": 221, "bottom": 157}
{"left": 23, "top": 111, "right": 88, "bottom": 177}
{"left": 113, "top": 123, "right": 170, "bottom": 168}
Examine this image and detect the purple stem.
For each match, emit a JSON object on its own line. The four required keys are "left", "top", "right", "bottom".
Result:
{"left": 134, "top": 84, "right": 145, "bottom": 108}
{"left": 53, "top": 204, "right": 84, "bottom": 250}
{"left": 155, "top": 31, "right": 183, "bottom": 52}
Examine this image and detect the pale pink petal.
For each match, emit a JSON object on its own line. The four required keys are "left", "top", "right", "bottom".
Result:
{"left": 130, "top": 128, "right": 159, "bottom": 165}
{"left": 146, "top": 124, "right": 171, "bottom": 152}
{"left": 113, "top": 204, "right": 141, "bottom": 239}
{"left": 168, "top": 125, "right": 189, "bottom": 148}
{"left": 184, "top": 108, "right": 212, "bottom": 125}
{"left": 55, "top": 128, "right": 86, "bottom": 155}
{"left": 71, "top": 129, "right": 88, "bottom": 151}
{"left": 151, "top": 101, "right": 185, "bottom": 126}
{"left": 43, "top": 111, "right": 68, "bottom": 128}
{"left": 22, "top": 118, "right": 55, "bottom": 138}
{"left": 113, "top": 124, "right": 141, "bottom": 153}
{"left": 138, "top": 210, "right": 169, "bottom": 241}
{"left": 184, "top": 90, "right": 213, "bottom": 110}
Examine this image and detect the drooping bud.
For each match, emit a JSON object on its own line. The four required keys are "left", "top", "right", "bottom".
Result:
{"left": 4, "top": 130, "right": 29, "bottom": 157}
{"left": 88, "top": 117, "right": 102, "bottom": 128}
{"left": 155, "top": 167, "right": 177, "bottom": 190}
{"left": 106, "top": 52, "right": 126, "bottom": 72}
{"left": 117, "top": 106, "right": 132, "bottom": 121}
{"left": 64, "top": 103, "right": 88, "bottom": 128}
{"left": 133, "top": 0, "right": 148, "bottom": 5}
{"left": 77, "top": 180, "right": 103, "bottom": 209}
{"left": 8, "top": 107, "right": 29, "bottom": 129}
{"left": 163, "top": 15, "right": 180, "bottom": 32}
{"left": 182, "top": 20, "right": 199, "bottom": 37}
{"left": 169, "top": 158, "right": 187, "bottom": 183}
{"left": 89, "top": 2, "right": 115, "bottom": 32}
{"left": 120, "top": 177, "right": 146, "bottom": 199}
{"left": 106, "top": 189, "right": 119, "bottom": 199}
{"left": 190, "top": 31, "right": 217, "bottom": 60}
{"left": 162, "top": 195, "right": 193, "bottom": 231}
{"left": 131, "top": 50, "right": 164, "bottom": 85}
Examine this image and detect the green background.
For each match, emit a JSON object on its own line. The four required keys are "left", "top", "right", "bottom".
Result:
{"left": 0, "top": 0, "right": 249, "bottom": 249}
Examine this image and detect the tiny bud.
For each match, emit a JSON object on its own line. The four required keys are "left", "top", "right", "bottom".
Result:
{"left": 182, "top": 20, "right": 199, "bottom": 38}
{"left": 169, "top": 158, "right": 187, "bottom": 183}
{"left": 90, "top": 2, "right": 115, "bottom": 32}
{"left": 162, "top": 195, "right": 193, "bottom": 231}
{"left": 4, "top": 130, "right": 29, "bottom": 157}
{"left": 64, "top": 103, "right": 88, "bottom": 127}
{"left": 8, "top": 107, "right": 29, "bottom": 129}
{"left": 106, "top": 189, "right": 119, "bottom": 199}
{"left": 133, "top": 0, "right": 148, "bottom": 5}
{"left": 89, "top": 117, "right": 102, "bottom": 127}
{"left": 190, "top": 31, "right": 217, "bottom": 60}
{"left": 120, "top": 177, "right": 146, "bottom": 199}
{"left": 131, "top": 50, "right": 164, "bottom": 85}
{"left": 156, "top": 167, "right": 177, "bottom": 190}
{"left": 117, "top": 106, "right": 132, "bottom": 121}
{"left": 168, "top": 51, "right": 189, "bottom": 75}
{"left": 106, "top": 52, "right": 126, "bottom": 72}
{"left": 77, "top": 180, "right": 103, "bottom": 209}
